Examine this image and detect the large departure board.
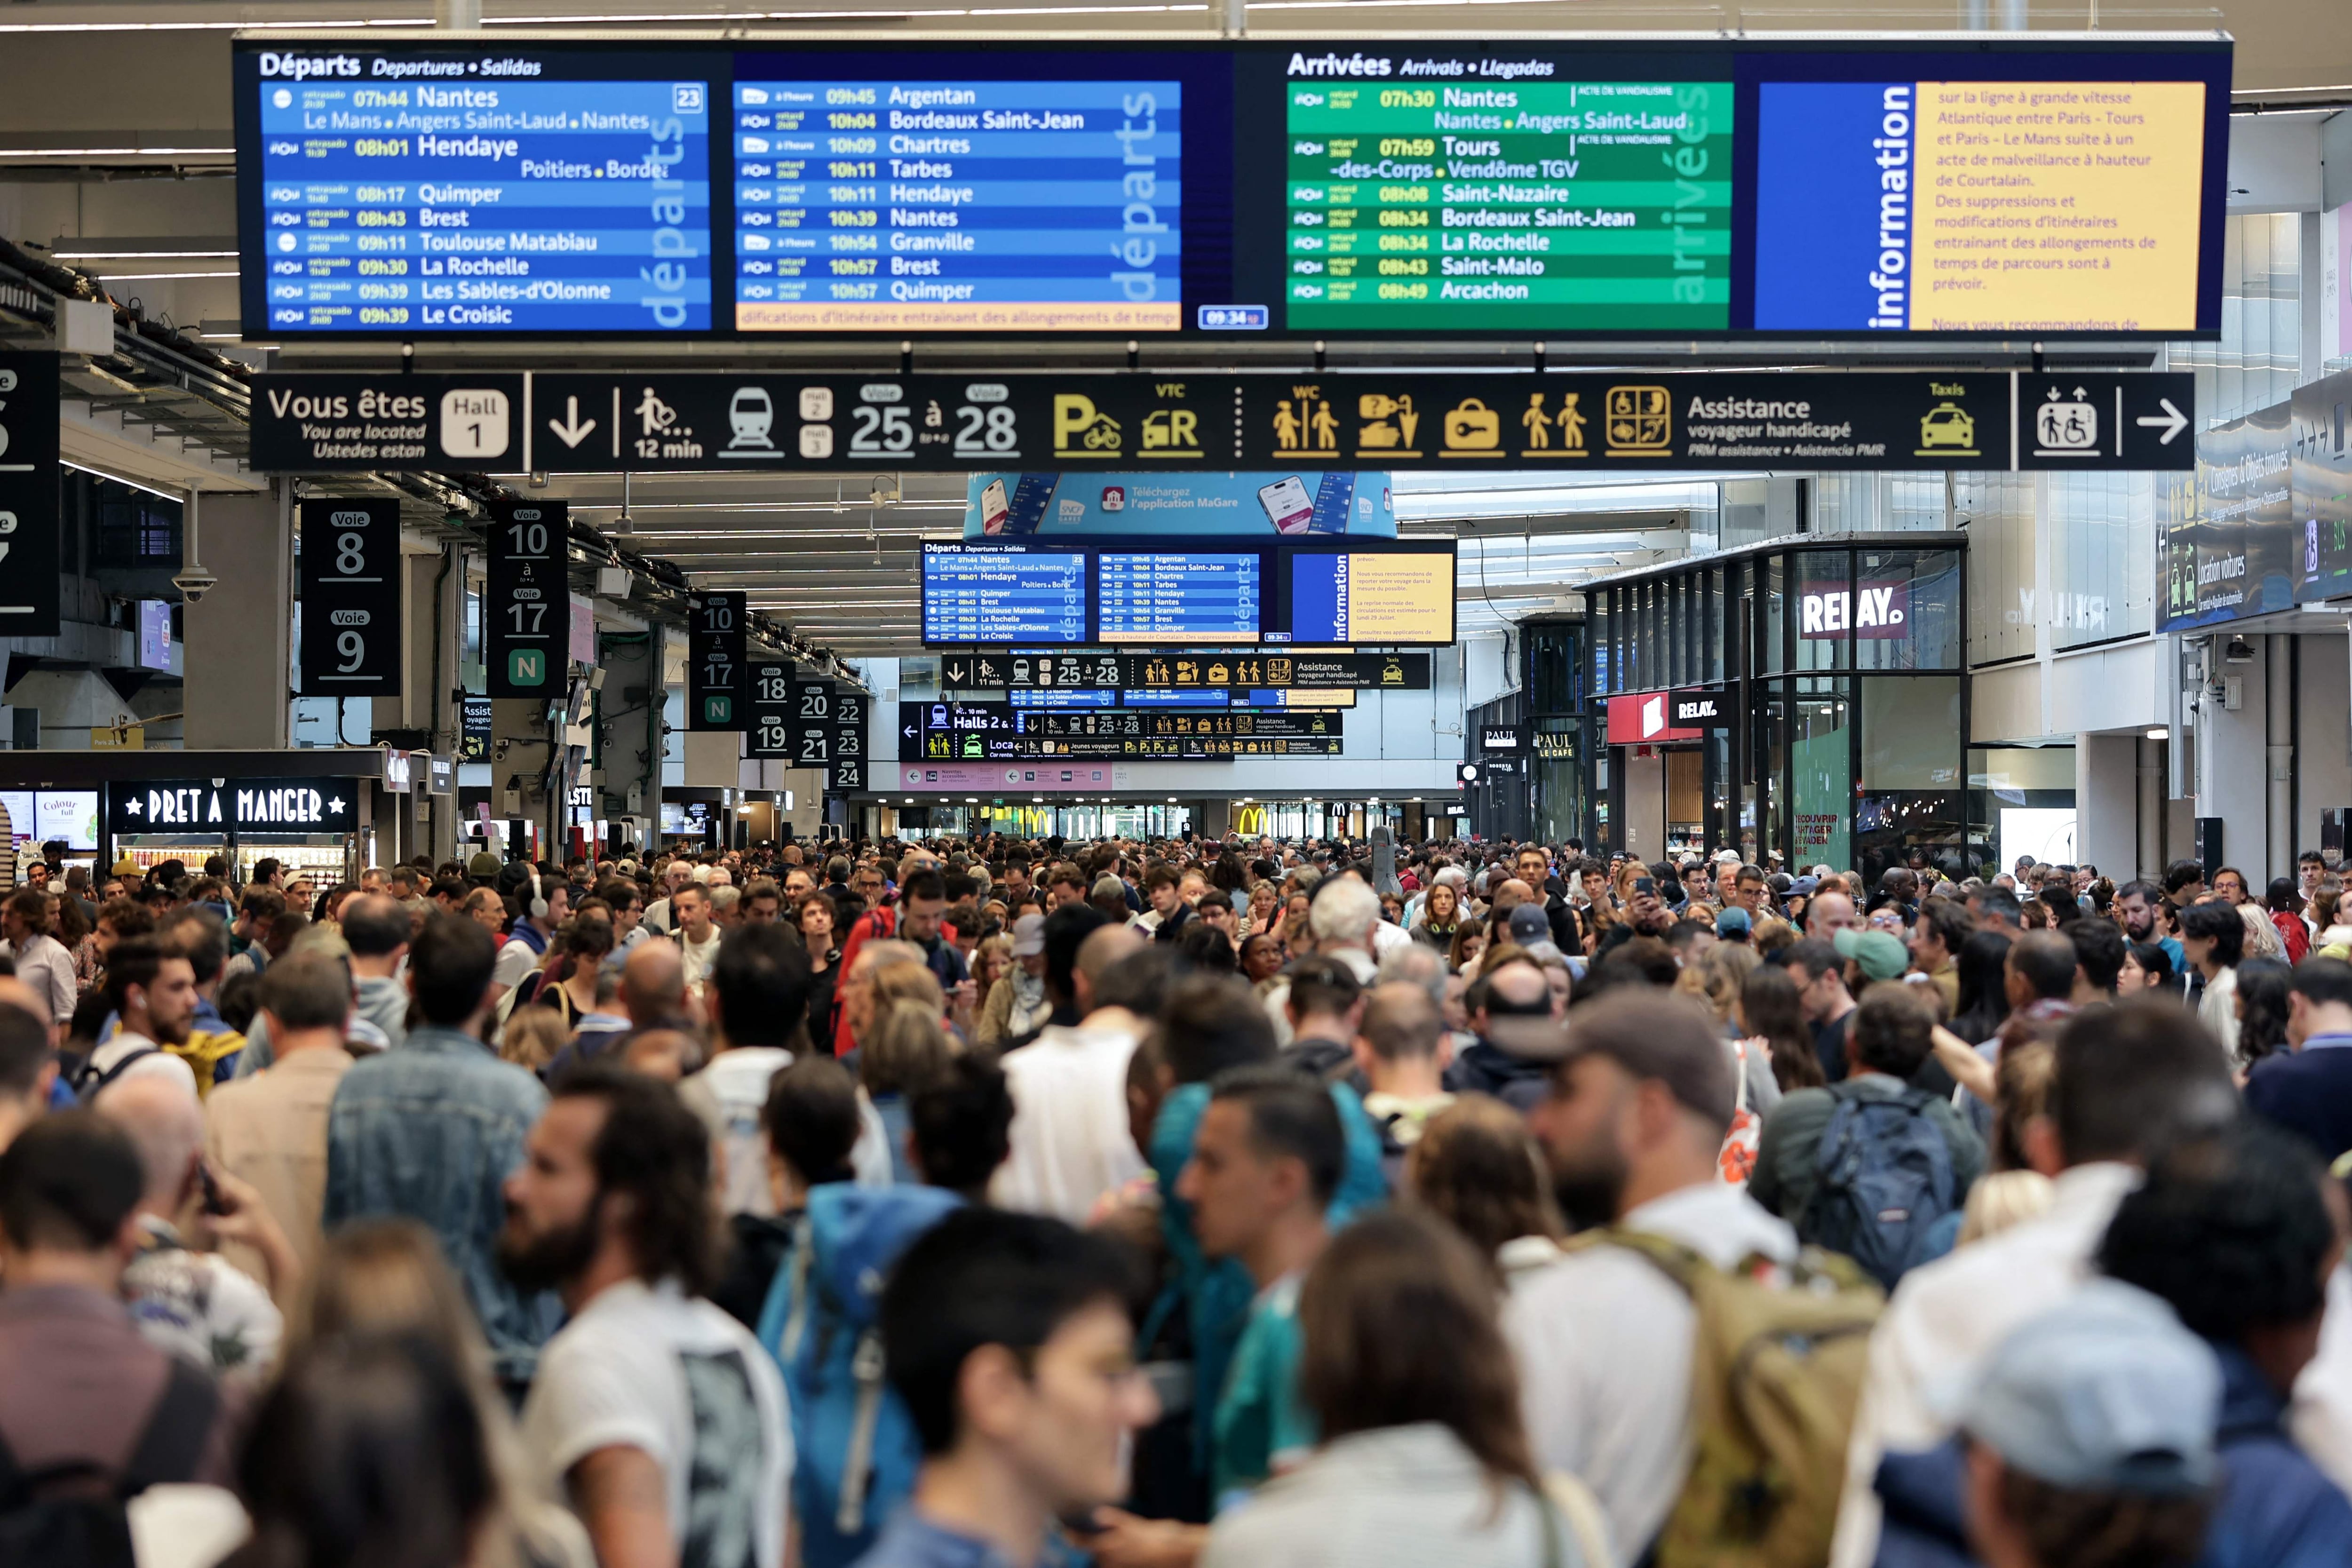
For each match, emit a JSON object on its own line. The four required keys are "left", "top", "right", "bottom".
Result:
{"left": 732, "top": 76, "right": 1182, "bottom": 333}
{"left": 245, "top": 46, "right": 716, "bottom": 334}
{"left": 921, "top": 544, "right": 1087, "bottom": 644}
{"left": 1285, "top": 78, "right": 1731, "bottom": 332}
{"left": 919, "top": 535, "right": 1454, "bottom": 647}
{"left": 237, "top": 37, "right": 2229, "bottom": 341}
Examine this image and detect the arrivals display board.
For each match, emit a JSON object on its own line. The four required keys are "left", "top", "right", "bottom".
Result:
{"left": 236, "top": 36, "right": 2229, "bottom": 341}
{"left": 918, "top": 537, "right": 1457, "bottom": 649}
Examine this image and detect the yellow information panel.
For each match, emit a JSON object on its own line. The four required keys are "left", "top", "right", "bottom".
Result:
{"left": 1342, "top": 552, "right": 1456, "bottom": 645}
{"left": 1910, "top": 80, "right": 2205, "bottom": 333}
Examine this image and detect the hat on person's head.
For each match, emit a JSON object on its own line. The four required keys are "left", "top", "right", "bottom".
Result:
{"left": 1715, "top": 906, "right": 1752, "bottom": 938}
{"left": 1788, "top": 875, "right": 1820, "bottom": 896}
{"left": 1011, "top": 912, "right": 1047, "bottom": 957}
{"left": 1834, "top": 926, "right": 1911, "bottom": 983}
{"left": 1952, "top": 1279, "right": 2219, "bottom": 1495}
{"left": 1552, "top": 989, "right": 1737, "bottom": 1130}
{"left": 467, "top": 851, "right": 502, "bottom": 881}
{"left": 1505, "top": 903, "right": 1551, "bottom": 946}
{"left": 1714, "top": 850, "right": 1743, "bottom": 866}
{"left": 111, "top": 856, "right": 139, "bottom": 878}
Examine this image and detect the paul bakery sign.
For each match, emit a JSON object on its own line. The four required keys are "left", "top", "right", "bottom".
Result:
{"left": 107, "top": 778, "right": 358, "bottom": 835}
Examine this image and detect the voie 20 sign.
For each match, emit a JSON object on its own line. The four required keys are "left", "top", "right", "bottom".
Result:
{"left": 1800, "top": 581, "right": 1910, "bottom": 638}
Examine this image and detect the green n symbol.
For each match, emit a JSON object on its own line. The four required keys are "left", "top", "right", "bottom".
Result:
{"left": 509, "top": 649, "right": 544, "bottom": 686}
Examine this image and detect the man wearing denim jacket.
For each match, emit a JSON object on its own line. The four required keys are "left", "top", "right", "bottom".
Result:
{"left": 324, "top": 910, "right": 555, "bottom": 1393}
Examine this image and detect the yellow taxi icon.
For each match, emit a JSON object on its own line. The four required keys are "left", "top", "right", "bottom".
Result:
{"left": 1919, "top": 402, "right": 1976, "bottom": 450}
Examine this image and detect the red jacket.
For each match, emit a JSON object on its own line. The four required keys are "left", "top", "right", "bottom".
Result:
{"left": 832, "top": 905, "right": 895, "bottom": 1055}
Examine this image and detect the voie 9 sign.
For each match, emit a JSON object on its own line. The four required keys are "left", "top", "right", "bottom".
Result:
{"left": 1799, "top": 581, "right": 1911, "bottom": 639}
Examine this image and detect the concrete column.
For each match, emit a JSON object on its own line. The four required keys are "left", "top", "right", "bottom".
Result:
{"left": 595, "top": 626, "right": 665, "bottom": 851}
{"left": 490, "top": 697, "right": 556, "bottom": 860}
{"left": 2193, "top": 640, "right": 2269, "bottom": 884}
{"left": 2269, "top": 635, "right": 2295, "bottom": 886}
{"left": 183, "top": 483, "right": 292, "bottom": 750}
{"left": 2136, "top": 735, "right": 2168, "bottom": 884}
{"left": 2076, "top": 733, "right": 2138, "bottom": 882}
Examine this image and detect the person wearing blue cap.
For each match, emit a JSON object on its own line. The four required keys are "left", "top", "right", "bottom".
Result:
{"left": 1955, "top": 1280, "right": 2219, "bottom": 1568}
{"left": 1713, "top": 905, "right": 1752, "bottom": 945}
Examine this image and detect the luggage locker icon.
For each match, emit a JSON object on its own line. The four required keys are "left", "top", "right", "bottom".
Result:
{"left": 1443, "top": 398, "right": 1502, "bottom": 453}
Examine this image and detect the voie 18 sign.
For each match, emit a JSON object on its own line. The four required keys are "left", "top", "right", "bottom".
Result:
{"left": 106, "top": 777, "right": 359, "bottom": 835}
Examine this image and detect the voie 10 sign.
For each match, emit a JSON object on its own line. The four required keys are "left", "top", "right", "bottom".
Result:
{"left": 235, "top": 35, "right": 2229, "bottom": 343}
{"left": 299, "top": 497, "right": 402, "bottom": 696}
{"left": 486, "top": 499, "right": 565, "bottom": 698}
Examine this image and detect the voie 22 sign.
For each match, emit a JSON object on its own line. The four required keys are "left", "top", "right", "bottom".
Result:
{"left": 1800, "top": 581, "right": 1910, "bottom": 638}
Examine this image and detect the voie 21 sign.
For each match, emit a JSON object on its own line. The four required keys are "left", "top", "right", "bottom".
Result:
{"left": 106, "top": 777, "right": 359, "bottom": 835}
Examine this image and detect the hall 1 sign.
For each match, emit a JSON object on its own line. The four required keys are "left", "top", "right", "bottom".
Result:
{"left": 686, "top": 591, "right": 747, "bottom": 731}
{"left": 1669, "top": 687, "right": 1736, "bottom": 729}
{"left": 298, "top": 497, "right": 402, "bottom": 695}
{"left": 486, "top": 500, "right": 565, "bottom": 699}
{"left": 105, "top": 777, "right": 359, "bottom": 835}
{"left": 0, "top": 352, "right": 61, "bottom": 637}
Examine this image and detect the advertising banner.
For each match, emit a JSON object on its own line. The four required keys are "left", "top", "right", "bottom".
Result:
{"left": 964, "top": 471, "right": 1396, "bottom": 538}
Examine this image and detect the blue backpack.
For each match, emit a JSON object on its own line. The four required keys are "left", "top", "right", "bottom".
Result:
{"left": 1798, "top": 1086, "right": 1958, "bottom": 1291}
{"left": 755, "top": 1184, "right": 962, "bottom": 1568}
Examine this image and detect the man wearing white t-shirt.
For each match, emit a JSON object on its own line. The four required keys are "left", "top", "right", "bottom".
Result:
{"left": 676, "top": 922, "right": 810, "bottom": 1217}
{"left": 81, "top": 937, "right": 202, "bottom": 1102}
{"left": 673, "top": 884, "right": 722, "bottom": 994}
{"left": 502, "top": 1066, "right": 792, "bottom": 1568}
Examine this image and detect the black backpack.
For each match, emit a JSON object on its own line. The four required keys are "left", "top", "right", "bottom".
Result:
{"left": 0, "top": 1358, "right": 219, "bottom": 1568}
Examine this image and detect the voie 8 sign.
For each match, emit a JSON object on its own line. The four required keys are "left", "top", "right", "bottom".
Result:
{"left": 298, "top": 497, "right": 402, "bottom": 695}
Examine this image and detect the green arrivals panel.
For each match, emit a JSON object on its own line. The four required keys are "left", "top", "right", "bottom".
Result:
{"left": 1285, "top": 79, "right": 1732, "bottom": 332}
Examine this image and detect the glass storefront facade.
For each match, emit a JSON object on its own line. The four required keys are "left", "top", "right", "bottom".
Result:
{"left": 1572, "top": 534, "right": 1978, "bottom": 880}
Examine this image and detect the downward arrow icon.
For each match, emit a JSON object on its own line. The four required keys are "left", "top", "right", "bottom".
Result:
{"left": 2135, "top": 398, "right": 2189, "bottom": 446}
{"left": 548, "top": 396, "right": 596, "bottom": 449}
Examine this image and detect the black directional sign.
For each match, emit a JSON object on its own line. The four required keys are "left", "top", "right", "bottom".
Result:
{"left": 686, "top": 590, "right": 746, "bottom": 732}
{"left": 106, "top": 776, "right": 360, "bottom": 836}
{"left": 940, "top": 650, "right": 1431, "bottom": 692}
{"left": 298, "top": 497, "right": 402, "bottom": 696}
{"left": 830, "top": 689, "right": 867, "bottom": 794}
{"left": 747, "top": 661, "right": 796, "bottom": 760}
{"left": 792, "top": 678, "right": 831, "bottom": 772}
{"left": 0, "top": 353, "right": 60, "bottom": 638}
{"left": 461, "top": 697, "right": 494, "bottom": 761}
{"left": 249, "top": 371, "right": 2198, "bottom": 475}
{"left": 249, "top": 374, "right": 524, "bottom": 471}
{"left": 486, "top": 499, "right": 565, "bottom": 699}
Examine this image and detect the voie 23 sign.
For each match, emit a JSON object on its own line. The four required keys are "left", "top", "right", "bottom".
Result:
{"left": 106, "top": 777, "right": 358, "bottom": 835}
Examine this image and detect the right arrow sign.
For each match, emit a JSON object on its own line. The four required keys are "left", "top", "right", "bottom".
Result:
{"left": 2014, "top": 372, "right": 2196, "bottom": 471}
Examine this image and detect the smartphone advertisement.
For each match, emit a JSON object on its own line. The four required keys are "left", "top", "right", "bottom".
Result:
{"left": 963, "top": 471, "right": 1395, "bottom": 537}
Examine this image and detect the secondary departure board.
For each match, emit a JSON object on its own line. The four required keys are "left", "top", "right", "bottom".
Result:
{"left": 248, "top": 47, "right": 715, "bottom": 334}
{"left": 921, "top": 545, "right": 1087, "bottom": 644}
{"left": 731, "top": 76, "right": 1182, "bottom": 333}
{"left": 237, "top": 37, "right": 2230, "bottom": 341}
{"left": 1097, "top": 552, "right": 1260, "bottom": 644}
{"left": 1284, "top": 78, "right": 1732, "bottom": 332}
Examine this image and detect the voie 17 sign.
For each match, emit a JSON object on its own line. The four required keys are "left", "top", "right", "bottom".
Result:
{"left": 106, "top": 777, "right": 359, "bottom": 835}
{"left": 686, "top": 591, "right": 746, "bottom": 731}
{"left": 298, "top": 497, "right": 402, "bottom": 695}
{"left": 487, "top": 499, "right": 565, "bottom": 698}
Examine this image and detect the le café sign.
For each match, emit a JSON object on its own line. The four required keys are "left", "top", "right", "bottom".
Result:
{"left": 106, "top": 777, "right": 359, "bottom": 836}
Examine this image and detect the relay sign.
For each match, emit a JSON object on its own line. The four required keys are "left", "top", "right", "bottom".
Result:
{"left": 249, "top": 48, "right": 714, "bottom": 333}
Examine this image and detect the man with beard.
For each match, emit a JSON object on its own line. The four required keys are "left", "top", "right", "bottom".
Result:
{"left": 79, "top": 937, "right": 201, "bottom": 1100}
{"left": 1502, "top": 989, "right": 1797, "bottom": 1560}
{"left": 502, "top": 1065, "right": 791, "bottom": 1568}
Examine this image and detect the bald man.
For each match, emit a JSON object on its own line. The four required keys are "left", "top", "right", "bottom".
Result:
{"left": 1804, "top": 890, "right": 1860, "bottom": 939}
{"left": 97, "top": 1075, "right": 294, "bottom": 1375}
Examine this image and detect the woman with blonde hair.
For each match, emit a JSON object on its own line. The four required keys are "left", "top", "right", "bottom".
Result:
{"left": 287, "top": 1219, "right": 592, "bottom": 1568}
{"left": 862, "top": 995, "right": 954, "bottom": 1184}
{"left": 498, "top": 1006, "right": 569, "bottom": 1075}
{"left": 1675, "top": 940, "right": 1758, "bottom": 1027}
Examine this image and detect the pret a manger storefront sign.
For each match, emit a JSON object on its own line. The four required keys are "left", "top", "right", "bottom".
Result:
{"left": 107, "top": 778, "right": 357, "bottom": 835}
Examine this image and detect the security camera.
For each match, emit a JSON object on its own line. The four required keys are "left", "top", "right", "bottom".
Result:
{"left": 2224, "top": 637, "right": 2256, "bottom": 665}
{"left": 172, "top": 567, "right": 219, "bottom": 603}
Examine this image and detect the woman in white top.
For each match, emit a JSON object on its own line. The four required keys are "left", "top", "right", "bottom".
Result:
{"left": 1200, "top": 1210, "right": 1596, "bottom": 1568}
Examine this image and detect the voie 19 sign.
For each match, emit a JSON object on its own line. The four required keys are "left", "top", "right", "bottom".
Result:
{"left": 106, "top": 777, "right": 359, "bottom": 835}
{"left": 1801, "top": 581, "right": 1910, "bottom": 638}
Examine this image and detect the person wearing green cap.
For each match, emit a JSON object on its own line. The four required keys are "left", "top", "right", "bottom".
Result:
{"left": 1834, "top": 924, "right": 1913, "bottom": 987}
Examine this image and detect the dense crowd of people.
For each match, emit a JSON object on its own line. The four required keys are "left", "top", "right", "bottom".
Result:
{"left": 3, "top": 828, "right": 2352, "bottom": 1568}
